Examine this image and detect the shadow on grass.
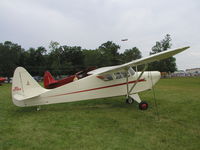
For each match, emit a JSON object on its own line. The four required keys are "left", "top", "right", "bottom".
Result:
{"left": 12, "top": 97, "right": 139, "bottom": 114}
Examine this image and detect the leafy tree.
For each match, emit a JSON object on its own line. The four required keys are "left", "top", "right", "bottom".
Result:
{"left": 61, "top": 45, "right": 84, "bottom": 74}
{"left": 48, "top": 41, "right": 61, "bottom": 74}
{"left": 148, "top": 34, "right": 177, "bottom": 72}
{"left": 24, "top": 47, "right": 47, "bottom": 75}
{"left": 83, "top": 49, "right": 102, "bottom": 68}
{"left": 122, "top": 47, "right": 142, "bottom": 63}
{"left": 48, "top": 41, "right": 85, "bottom": 75}
{"left": 49, "top": 41, "right": 60, "bottom": 52}
{"left": 0, "top": 36, "right": 178, "bottom": 79}
{"left": 0, "top": 41, "right": 24, "bottom": 80}
{"left": 98, "top": 41, "right": 121, "bottom": 66}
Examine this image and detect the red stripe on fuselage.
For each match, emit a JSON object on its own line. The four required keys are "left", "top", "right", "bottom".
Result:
{"left": 47, "top": 79, "right": 146, "bottom": 98}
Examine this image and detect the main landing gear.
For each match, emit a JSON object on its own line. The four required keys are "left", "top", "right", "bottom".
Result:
{"left": 126, "top": 94, "right": 148, "bottom": 110}
{"left": 124, "top": 65, "right": 149, "bottom": 110}
{"left": 126, "top": 97, "right": 134, "bottom": 104}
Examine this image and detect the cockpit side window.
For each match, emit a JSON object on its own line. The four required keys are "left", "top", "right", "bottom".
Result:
{"left": 120, "top": 72, "right": 130, "bottom": 78}
{"left": 97, "top": 74, "right": 114, "bottom": 81}
{"left": 114, "top": 72, "right": 123, "bottom": 79}
{"left": 104, "top": 74, "right": 114, "bottom": 81}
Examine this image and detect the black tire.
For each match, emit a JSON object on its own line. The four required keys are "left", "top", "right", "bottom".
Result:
{"left": 139, "top": 101, "right": 148, "bottom": 110}
{"left": 126, "top": 97, "right": 134, "bottom": 104}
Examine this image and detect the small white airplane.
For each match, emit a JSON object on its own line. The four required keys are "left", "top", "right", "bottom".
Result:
{"left": 12, "top": 46, "right": 189, "bottom": 110}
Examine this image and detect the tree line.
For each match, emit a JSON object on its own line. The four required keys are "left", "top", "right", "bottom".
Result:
{"left": 0, "top": 34, "right": 177, "bottom": 79}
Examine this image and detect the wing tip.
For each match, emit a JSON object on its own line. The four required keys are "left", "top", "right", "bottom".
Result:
{"left": 181, "top": 46, "right": 190, "bottom": 50}
{"left": 178, "top": 46, "right": 190, "bottom": 53}
{"left": 183, "top": 46, "right": 190, "bottom": 49}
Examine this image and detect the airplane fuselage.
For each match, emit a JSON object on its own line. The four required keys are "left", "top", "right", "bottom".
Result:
{"left": 13, "top": 71, "right": 160, "bottom": 107}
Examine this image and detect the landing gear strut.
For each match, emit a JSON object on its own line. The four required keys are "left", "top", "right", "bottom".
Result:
{"left": 124, "top": 65, "right": 149, "bottom": 110}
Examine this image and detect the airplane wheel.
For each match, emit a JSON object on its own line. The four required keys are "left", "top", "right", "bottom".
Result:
{"left": 126, "top": 97, "right": 134, "bottom": 104}
{"left": 139, "top": 101, "right": 148, "bottom": 110}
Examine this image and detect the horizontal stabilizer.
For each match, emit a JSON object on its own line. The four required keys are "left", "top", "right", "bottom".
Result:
{"left": 13, "top": 93, "right": 40, "bottom": 101}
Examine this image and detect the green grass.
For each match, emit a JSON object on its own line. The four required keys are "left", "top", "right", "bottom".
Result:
{"left": 0, "top": 77, "right": 200, "bottom": 150}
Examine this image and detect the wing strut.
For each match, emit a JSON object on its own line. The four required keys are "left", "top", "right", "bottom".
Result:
{"left": 126, "top": 64, "right": 148, "bottom": 98}
{"left": 126, "top": 69, "right": 129, "bottom": 98}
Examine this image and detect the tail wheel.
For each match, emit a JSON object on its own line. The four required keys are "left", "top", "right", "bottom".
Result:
{"left": 126, "top": 97, "right": 134, "bottom": 104}
{"left": 139, "top": 101, "right": 148, "bottom": 110}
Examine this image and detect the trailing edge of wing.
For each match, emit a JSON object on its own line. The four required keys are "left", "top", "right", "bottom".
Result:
{"left": 88, "top": 46, "right": 190, "bottom": 75}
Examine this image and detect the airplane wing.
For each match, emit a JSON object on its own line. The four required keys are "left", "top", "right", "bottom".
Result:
{"left": 88, "top": 46, "right": 190, "bottom": 75}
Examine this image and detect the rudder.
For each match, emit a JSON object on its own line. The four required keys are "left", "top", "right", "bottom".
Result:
{"left": 12, "top": 67, "right": 48, "bottom": 106}
{"left": 43, "top": 71, "right": 57, "bottom": 89}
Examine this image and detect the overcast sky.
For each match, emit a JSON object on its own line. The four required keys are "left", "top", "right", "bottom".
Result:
{"left": 0, "top": 0, "right": 199, "bottom": 70}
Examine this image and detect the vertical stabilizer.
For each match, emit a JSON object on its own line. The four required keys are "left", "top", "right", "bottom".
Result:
{"left": 43, "top": 71, "right": 57, "bottom": 88}
{"left": 12, "top": 67, "right": 48, "bottom": 106}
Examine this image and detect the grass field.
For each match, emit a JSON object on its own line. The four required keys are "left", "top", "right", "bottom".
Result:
{"left": 0, "top": 77, "right": 200, "bottom": 150}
